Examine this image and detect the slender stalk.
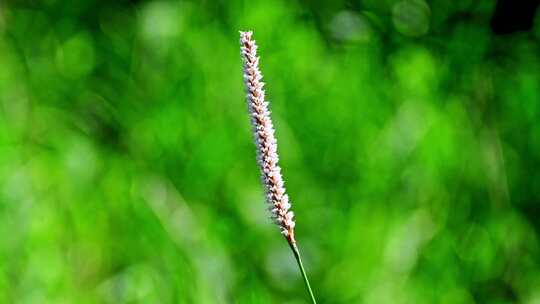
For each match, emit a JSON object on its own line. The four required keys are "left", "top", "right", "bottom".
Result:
{"left": 290, "top": 242, "right": 317, "bottom": 304}
{"left": 240, "top": 31, "right": 317, "bottom": 303}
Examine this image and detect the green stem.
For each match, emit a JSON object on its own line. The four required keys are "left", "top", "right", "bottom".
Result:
{"left": 289, "top": 242, "right": 317, "bottom": 304}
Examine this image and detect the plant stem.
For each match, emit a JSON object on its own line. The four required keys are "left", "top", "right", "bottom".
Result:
{"left": 289, "top": 242, "right": 317, "bottom": 304}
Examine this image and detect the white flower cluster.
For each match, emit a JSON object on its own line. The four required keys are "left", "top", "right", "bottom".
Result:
{"left": 240, "top": 31, "right": 296, "bottom": 243}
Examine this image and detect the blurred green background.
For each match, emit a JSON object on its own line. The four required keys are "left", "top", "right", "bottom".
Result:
{"left": 1, "top": 0, "right": 540, "bottom": 303}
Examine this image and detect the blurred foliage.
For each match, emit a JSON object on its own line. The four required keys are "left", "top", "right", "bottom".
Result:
{"left": 1, "top": 0, "right": 540, "bottom": 303}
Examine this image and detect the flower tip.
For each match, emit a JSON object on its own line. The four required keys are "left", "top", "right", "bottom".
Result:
{"left": 239, "top": 30, "right": 253, "bottom": 39}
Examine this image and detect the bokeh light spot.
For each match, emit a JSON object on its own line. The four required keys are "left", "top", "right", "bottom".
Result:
{"left": 139, "top": 1, "right": 182, "bottom": 43}
{"left": 329, "top": 11, "right": 373, "bottom": 43}
{"left": 55, "top": 32, "right": 96, "bottom": 79}
{"left": 392, "top": 0, "right": 430, "bottom": 37}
